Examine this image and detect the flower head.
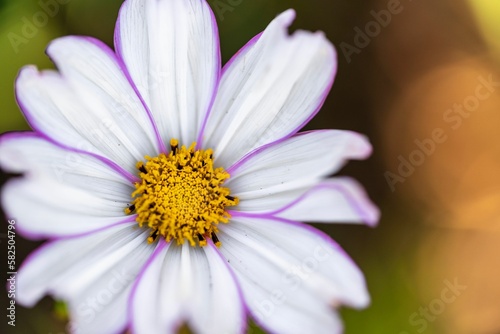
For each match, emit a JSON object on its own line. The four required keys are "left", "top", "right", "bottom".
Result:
{"left": 0, "top": 0, "right": 379, "bottom": 333}
{"left": 129, "top": 139, "right": 238, "bottom": 246}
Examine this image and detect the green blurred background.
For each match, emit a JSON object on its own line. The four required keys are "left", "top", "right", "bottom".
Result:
{"left": 1, "top": 0, "right": 500, "bottom": 333}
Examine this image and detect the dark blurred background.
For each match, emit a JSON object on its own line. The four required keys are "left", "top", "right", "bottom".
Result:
{"left": 1, "top": 0, "right": 499, "bottom": 333}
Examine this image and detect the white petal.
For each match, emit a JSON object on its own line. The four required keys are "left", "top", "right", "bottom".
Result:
{"left": 130, "top": 242, "right": 182, "bottom": 334}
{"left": 275, "top": 177, "right": 380, "bottom": 226}
{"left": 236, "top": 274, "right": 343, "bottom": 334}
{"left": 0, "top": 133, "right": 135, "bottom": 200}
{"left": 70, "top": 286, "right": 130, "bottom": 334}
{"left": 68, "top": 235, "right": 153, "bottom": 334}
{"left": 17, "top": 36, "right": 160, "bottom": 175}
{"left": 16, "top": 223, "right": 155, "bottom": 334}
{"left": 116, "top": 0, "right": 220, "bottom": 146}
{"left": 218, "top": 217, "right": 369, "bottom": 334}
{"left": 131, "top": 241, "right": 245, "bottom": 334}
{"left": 203, "top": 10, "right": 337, "bottom": 167}
{"left": 2, "top": 176, "right": 131, "bottom": 239}
{"left": 226, "top": 130, "right": 371, "bottom": 202}
{"left": 232, "top": 186, "right": 312, "bottom": 213}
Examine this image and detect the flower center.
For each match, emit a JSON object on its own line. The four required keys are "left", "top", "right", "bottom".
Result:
{"left": 125, "top": 139, "right": 238, "bottom": 247}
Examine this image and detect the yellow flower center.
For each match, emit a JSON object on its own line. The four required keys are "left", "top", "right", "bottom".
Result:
{"left": 126, "top": 139, "right": 238, "bottom": 247}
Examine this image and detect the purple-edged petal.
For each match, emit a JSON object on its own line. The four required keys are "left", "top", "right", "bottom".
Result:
{"left": 2, "top": 176, "right": 132, "bottom": 239}
{"left": 47, "top": 36, "right": 162, "bottom": 154}
{"left": 225, "top": 130, "right": 371, "bottom": 213}
{"left": 203, "top": 9, "right": 337, "bottom": 168}
{"left": 0, "top": 132, "right": 136, "bottom": 195}
{"left": 115, "top": 0, "right": 220, "bottom": 146}
{"left": 238, "top": 271, "right": 343, "bottom": 334}
{"left": 17, "top": 36, "right": 161, "bottom": 174}
{"left": 16, "top": 223, "right": 155, "bottom": 334}
{"left": 130, "top": 241, "right": 245, "bottom": 334}
{"left": 273, "top": 177, "right": 380, "bottom": 226}
{"left": 218, "top": 216, "right": 370, "bottom": 334}
{"left": 0, "top": 134, "right": 137, "bottom": 240}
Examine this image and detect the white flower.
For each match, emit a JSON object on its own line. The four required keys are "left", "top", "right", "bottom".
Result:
{"left": 0, "top": 0, "right": 379, "bottom": 333}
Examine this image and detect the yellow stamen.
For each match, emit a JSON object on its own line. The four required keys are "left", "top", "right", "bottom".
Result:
{"left": 126, "top": 139, "right": 238, "bottom": 247}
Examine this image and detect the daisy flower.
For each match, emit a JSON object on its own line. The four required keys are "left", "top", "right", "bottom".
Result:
{"left": 0, "top": 0, "right": 379, "bottom": 333}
